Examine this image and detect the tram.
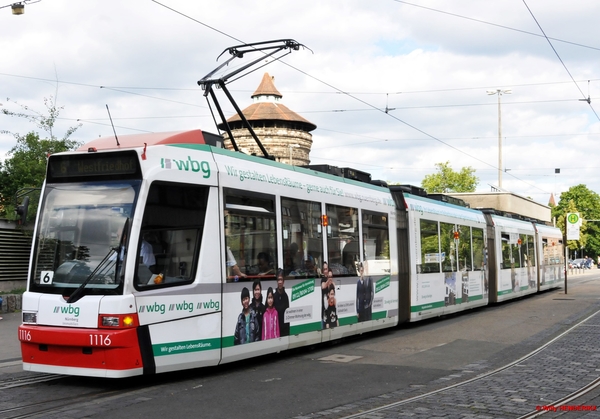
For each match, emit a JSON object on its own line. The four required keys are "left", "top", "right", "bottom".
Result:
{"left": 17, "top": 129, "right": 564, "bottom": 378}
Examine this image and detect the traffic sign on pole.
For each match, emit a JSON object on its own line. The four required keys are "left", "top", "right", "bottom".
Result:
{"left": 566, "top": 212, "right": 581, "bottom": 241}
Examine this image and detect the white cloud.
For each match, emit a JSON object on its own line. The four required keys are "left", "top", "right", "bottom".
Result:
{"left": 0, "top": 0, "right": 599, "bottom": 204}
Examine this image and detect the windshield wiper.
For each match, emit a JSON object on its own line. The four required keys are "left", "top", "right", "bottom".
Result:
{"left": 66, "top": 247, "right": 117, "bottom": 303}
{"left": 66, "top": 218, "right": 129, "bottom": 304}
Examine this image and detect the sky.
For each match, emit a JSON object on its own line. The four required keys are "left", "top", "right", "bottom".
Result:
{"left": 1, "top": 0, "right": 599, "bottom": 206}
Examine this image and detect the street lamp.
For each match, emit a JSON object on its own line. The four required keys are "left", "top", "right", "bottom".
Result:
{"left": 487, "top": 89, "right": 511, "bottom": 189}
{"left": 0, "top": 0, "right": 40, "bottom": 14}
{"left": 0, "top": 0, "right": 42, "bottom": 15}
{"left": 288, "top": 143, "right": 300, "bottom": 165}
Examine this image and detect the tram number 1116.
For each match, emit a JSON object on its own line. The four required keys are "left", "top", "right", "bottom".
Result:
{"left": 90, "top": 334, "right": 112, "bottom": 346}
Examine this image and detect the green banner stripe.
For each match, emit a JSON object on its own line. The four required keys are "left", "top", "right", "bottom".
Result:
{"left": 153, "top": 338, "right": 221, "bottom": 356}
{"left": 375, "top": 276, "right": 390, "bottom": 293}
{"left": 290, "top": 321, "right": 321, "bottom": 334}
{"left": 222, "top": 336, "right": 234, "bottom": 348}
{"left": 372, "top": 311, "right": 387, "bottom": 320}
{"left": 291, "top": 279, "right": 315, "bottom": 302}
{"left": 410, "top": 301, "right": 445, "bottom": 312}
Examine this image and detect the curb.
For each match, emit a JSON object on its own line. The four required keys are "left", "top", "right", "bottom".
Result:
{"left": 0, "top": 294, "right": 22, "bottom": 313}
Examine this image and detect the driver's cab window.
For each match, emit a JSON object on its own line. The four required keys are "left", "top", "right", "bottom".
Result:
{"left": 135, "top": 182, "right": 209, "bottom": 289}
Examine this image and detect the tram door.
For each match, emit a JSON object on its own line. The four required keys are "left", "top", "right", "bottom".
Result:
{"left": 133, "top": 182, "right": 224, "bottom": 374}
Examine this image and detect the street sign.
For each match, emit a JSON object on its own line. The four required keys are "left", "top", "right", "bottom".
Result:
{"left": 566, "top": 212, "right": 581, "bottom": 240}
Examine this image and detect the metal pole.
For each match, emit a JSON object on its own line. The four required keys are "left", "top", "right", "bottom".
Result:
{"left": 564, "top": 213, "right": 568, "bottom": 294}
{"left": 497, "top": 92, "right": 502, "bottom": 189}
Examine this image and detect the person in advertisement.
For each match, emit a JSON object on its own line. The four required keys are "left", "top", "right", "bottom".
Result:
{"left": 273, "top": 269, "right": 290, "bottom": 336}
{"left": 233, "top": 287, "right": 260, "bottom": 345}
{"left": 251, "top": 279, "right": 265, "bottom": 340}
{"left": 321, "top": 261, "right": 333, "bottom": 329}
{"left": 323, "top": 284, "right": 339, "bottom": 329}
{"left": 262, "top": 287, "right": 280, "bottom": 340}
{"left": 356, "top": 262, "right": 373, "bottom": 322}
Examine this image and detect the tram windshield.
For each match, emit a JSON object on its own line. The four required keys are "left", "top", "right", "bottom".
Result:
{"left": 29, "top": 181, "right": 140, "bottom": 295}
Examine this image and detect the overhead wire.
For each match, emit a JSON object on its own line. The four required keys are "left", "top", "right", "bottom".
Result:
{"left": 147, "top": 0, "right": 600, "bottom": 196}
{"left": 391, "top": 0, "right": 600, "bottom": 52}
{"left": 1, "top": 1, "right": 584, "bottom": 195}
{"left": 521, "top": 0, "right": 600, "bottom": 122}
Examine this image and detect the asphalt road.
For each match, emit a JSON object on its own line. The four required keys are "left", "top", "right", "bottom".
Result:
{"left": 2, "top": 270, "right": 599, "bottom": 419}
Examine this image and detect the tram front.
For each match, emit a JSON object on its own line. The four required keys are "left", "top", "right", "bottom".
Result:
{"left": 19, "top": 150, "right": 147, "bottom": 377}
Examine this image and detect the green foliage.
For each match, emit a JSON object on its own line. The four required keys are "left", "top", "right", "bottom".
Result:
{"left": 552, "top": 184, "right": 600, "bottom": 257}
{"left": 0, "top": 97, "right": 81, "bottom": 221}
{"left": 421, "top": 161, "right": 479, "bottom": 193}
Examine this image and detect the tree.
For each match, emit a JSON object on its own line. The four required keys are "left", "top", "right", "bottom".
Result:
{"left": 421, "top": 161, "right": 479, "bottom": 193}
{"left": 552, "top": 184, "right": 600, "bottom": 259}
{"left": 0, "top": 96, "right": 81, "bottom": 221}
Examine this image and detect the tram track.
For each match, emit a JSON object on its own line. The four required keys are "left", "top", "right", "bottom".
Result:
{"left": 331, "top": 306, "right": 600, "bottom": 419}
{"left": 517, "top": 375, "right": 600, "bottom": 418}
{"left": 0, "top": 388, "right": 123, "bottom": 419}
{"left": 0, "top": 372, "right": 62, "bottom": 390}
{"left": 0, "top": 376, "right": 167, "bottom": 419}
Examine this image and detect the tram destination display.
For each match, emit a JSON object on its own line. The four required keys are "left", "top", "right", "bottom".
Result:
{"left": 48, "top": 151, "right": 141, "bottom": 181}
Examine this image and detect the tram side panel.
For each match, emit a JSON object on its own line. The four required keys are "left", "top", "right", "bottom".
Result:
{"left": 487, "top": 214, "right": 538, "bottom": 303}
{"left": 396, "top": 193, "right": 489, "bottom": 322}
{"left": 212, "top": 150, "right": 399, "bottom": 365}
{"left": 394, "top": 207, "right": 411, "bottom": 324}
{"left": 136, "top": 184, "right": 225, "bottom": 375}
{"left": 533, "top": 223, "right": 564, "bottom": 291}
{"left": 484, "top": 214, "right": 499, "bottom": 301}
{"left": 20, "top": 144, "right": 228, "bottom": 377}
{"left": 100, "top": 146, "right": 226, "bottom": 375}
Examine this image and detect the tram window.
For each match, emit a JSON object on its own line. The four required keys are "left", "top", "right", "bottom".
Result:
{"left": 281, "top": 197, "right": 322, "bottom": 278}
{"left": 543, "top": 237, "right": 562, "bottom": 264}
{"left": 135, "top": 182, "right": 208, "bottom": 289}
{"left": 511, "top": 234, "right": 525, "bottom": 269}
{"left": 501, "top": 234, "right": 512, "bottom": 269}
{"left": 419, "top": 219, "right": 440, "bottom": 273}
{"left": 224, "top": 189, "right": 277, "bottom": 282}
{"left": 326, "top": 204, "right": 359, "bottom": 276}
{"left": 526, "top": 235, "right": 536, "bottom": 267}
{"left": 457, "top": 225, "right": 472, "bottom": 271}
{"left": 31, "top": 182, "right": 136, "bottom": 295}
{"left": 542, "top": 239, "right": 549, "bottom": 263}
{"left": 472, "top": 228, "right": 484, "bottom": 271}
{"left": 440, "top": 223, "right": 457, "bottom": 272}
{"left": 362, "top": 211, "right": 390, "bottom": 275}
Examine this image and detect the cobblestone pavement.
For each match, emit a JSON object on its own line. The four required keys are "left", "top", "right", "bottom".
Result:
{"left": 295, "top": 305, "right": 600, "bottom": 419}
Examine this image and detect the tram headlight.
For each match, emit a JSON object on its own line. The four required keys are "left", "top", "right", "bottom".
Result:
{"left": 99, "top": 313, "right": 139, "bottom": 328}
{"left": 22, "top": 312, "right": 37, "bottom": 324}
{"left": 101, "top": 316, "right": 120, "bottom": 327}
{"left": 122, "top": 315, "right": 135, "bottom": 327}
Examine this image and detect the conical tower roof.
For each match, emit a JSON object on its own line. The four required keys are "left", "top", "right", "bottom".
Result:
{"left": 218, "top": 73, "right": 316, "bottom": 132}
{"left": 251, "top": 72, "right": 282, "bottom": 98}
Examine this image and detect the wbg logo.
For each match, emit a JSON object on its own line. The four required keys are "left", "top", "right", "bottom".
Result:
{"left": 54, "top": 305, "right": 80, "bottom": 317}
{"left": 139, "top": 302, "right": 166, "bottom": 314}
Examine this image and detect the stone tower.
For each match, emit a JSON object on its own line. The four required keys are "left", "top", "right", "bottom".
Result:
{"left": 218, "top": 73, "right": 316, "bottom": 166}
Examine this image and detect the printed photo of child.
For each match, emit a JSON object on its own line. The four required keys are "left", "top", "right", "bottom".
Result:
{"left": 234, "top": 287, "right": 260, "bottom": 345}
{"left": 262, "top": 287, "right": 280, "bottom": 340}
